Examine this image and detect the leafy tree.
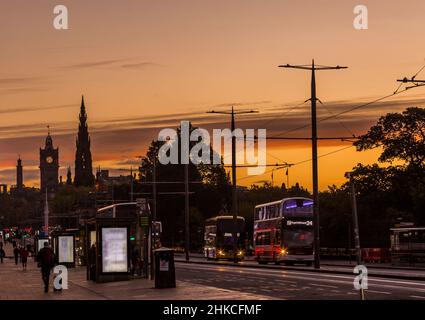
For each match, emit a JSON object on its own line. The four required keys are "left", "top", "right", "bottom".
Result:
{"left": 343, "top": 107, "right": 425, "bottom": 245}
{"left": 138, "top": 123, "right": 231, "bottom": 249}
{"left": 354, "top": 107, "right": 425, "bottom": 176}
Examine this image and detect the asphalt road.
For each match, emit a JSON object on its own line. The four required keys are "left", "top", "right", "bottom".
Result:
{"left": 175, "top": 261, "right": 425, "bottom": 300}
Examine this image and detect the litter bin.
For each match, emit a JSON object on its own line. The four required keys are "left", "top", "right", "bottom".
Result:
{"left": 154, "top": 248, "right": 176, "bottom": 288}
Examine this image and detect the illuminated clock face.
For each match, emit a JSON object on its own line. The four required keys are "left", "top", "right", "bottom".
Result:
{"left": 46, "top": 156, "right": 53, "bottom": 164}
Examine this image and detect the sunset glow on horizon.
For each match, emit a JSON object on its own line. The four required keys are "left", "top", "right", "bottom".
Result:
{"left": 1, "top": 0, "right": 425, "bottom": 191}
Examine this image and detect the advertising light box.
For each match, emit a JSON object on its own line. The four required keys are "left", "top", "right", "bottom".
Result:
{"left": 38, "top": 239, "right": 49, "bottom": 252}
{"left": 58, "top": 235, "right": 74, "bottom": 263}
{"left": 102, "top": 228, "right": 128, "bottom": 273}
{"left": 90, "top": 230, "right": 96, "bottom": 247}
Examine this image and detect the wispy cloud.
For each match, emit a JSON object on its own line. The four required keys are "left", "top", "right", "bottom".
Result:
{"left": 207, "top": 100, "right": 272, "bottom": 110}
{"left": 0, "top": 104, "right": 77, "bottom": 115}
{"left": 62, "top": 59, "right": 128, "bottom": 69}
{"left": 120, "top": 62, "right": 161, "bottom": 69}
{"left": 0, "top": 77, "right": 40, "bottom": 85}
{"left": 0, "top": 87, "right": 47, "bottom": 95}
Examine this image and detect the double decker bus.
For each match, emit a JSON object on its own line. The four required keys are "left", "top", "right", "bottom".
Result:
{"left": 254, "top": 197, "right": 314, "bottom": 266}
{"left": 204, "top": 216, "right": 245, "bottom": 261}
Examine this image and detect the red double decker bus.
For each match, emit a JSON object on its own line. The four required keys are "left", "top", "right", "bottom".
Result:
{"left": 254, "top": 197, "right": 314, "bottom": 266}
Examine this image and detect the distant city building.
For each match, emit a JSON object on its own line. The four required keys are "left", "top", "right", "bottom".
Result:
{"left": 16, "top": 157, "right": 23, "bottom": 190}
{"left": 39, "top": 128, "right": 59, "bottom": 193}
{"left": 96, "top": 168, "right": 133, "bottom": 186}
{"left": 10, "top": 157, "right": 26, "bottom": 194}
{"left": 74, "top": 96, "right": 95, "bottom": 187}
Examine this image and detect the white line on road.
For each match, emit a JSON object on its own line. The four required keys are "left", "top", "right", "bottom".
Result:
{"left": 367, "top": 290, "right": 391, "bottom": 295}
{"left": 410, "top": 295, "right": 425, "bottom": 299}
{"left": 310, "top": 283, "right": 338, "bottom": 289}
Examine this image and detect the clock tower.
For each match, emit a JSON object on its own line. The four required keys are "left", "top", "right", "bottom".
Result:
{"left": 40, "top": 127, "right": 59, "bottom": 193}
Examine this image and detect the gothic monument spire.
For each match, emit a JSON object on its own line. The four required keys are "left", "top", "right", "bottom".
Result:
{"left": 74, "top": 96, "right": 95, "bottom": 187}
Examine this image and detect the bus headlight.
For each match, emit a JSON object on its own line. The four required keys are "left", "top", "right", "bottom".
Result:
{"left": 280, "top": 248, "right": 288, "bottom": 255}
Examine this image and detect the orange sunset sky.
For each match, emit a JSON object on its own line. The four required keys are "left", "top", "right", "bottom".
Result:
{"left": 1, "top": 0, "right": 425, "bottom": 191}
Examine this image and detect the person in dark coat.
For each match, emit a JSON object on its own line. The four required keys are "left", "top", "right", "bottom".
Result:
{"left": 0, "top": 243, "right": 5, "bottom": 264}
{"left": 37, "top": 242, "right": 55, "bottom": 293}
{"left": 13, "top": 247, "right": 20, "bottom": 265}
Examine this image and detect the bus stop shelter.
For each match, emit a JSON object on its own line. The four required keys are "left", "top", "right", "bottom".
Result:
{"left": 84, "top": 202, "right": 150, "bottom": 283}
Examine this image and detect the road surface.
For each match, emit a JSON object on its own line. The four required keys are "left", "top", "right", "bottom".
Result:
{"left": 175, "top": 261, "right": 425, "bottom": 300}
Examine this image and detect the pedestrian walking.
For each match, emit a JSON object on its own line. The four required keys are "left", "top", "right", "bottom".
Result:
{"left": 37, "top": 242, "right": 55, "bottom": 293}
{"left": 13, "top": 246, "right": 20, "bottom": 265}
{"left": 21, "top": 247, "right": 29, "bottom": 271}
{"left": 0, "top": 243, "right": 5, "bottom": 264}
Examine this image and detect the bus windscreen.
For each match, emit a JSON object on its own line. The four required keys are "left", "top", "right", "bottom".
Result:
{"left": 283, "top": 199, "right": 313, "bottom": 217}
{"left": 217, "top": 219, "right": 245, "bottom": 247}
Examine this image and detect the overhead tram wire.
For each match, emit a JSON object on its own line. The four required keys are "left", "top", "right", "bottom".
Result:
{"left": 237, "top": 144, "right": 355, "bottom": 183}
{"left": 267, "top": 62, "right": 425, "bottom": 140}
{"left": 256, "top": 100, "right": 307, "bottom": 129}
{"left": 292, "top": 145, "right": 355, "bottom": 166}
{"left": 271, "top": 86, "right": 413, "bottom": 138}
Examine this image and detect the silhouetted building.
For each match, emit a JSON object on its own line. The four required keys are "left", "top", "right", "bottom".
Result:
{"left": 40, "top": 128, "right": 59, "bottom": 193}
{"left": 16, "top": 157, "right": 23, "bottom": 190}
{"left": 74, "top": 96, "right": 95, "bottom": 187}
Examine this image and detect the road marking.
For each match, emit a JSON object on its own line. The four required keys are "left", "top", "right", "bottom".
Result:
{"left": 310, "top": 283, "right": 338, "bottom": 289}
{"left": 367, "top": 290, "right": 391, "bottom": 295}
{"left": 410, "top": 295, "right": 425, "bottom": 299}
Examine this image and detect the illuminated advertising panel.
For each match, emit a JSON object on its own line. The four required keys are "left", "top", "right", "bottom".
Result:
{"left": 90, "top": 230, "right": 96, "bottom": 247}
{"left": 102, "top": 228, "right": 128, "bottom": 273}
{"left": 58, "top": 236, "right": 74, "bottom": 263}
{"left": 38, "top": 239, "right": 49, "bottom": 252}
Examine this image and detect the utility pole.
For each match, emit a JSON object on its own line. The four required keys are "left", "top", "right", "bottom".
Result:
{"left": 279, "top": 60, "right": 347, "bottom": 269}
{"left": 130, "top": 167, "right": 134, "bottom": 202}
{"left": 151, "top": 157, "right": 157, "bottom": 279}
{"left": 152, "top": 160, "right": 157, "bottom": 223}
{"left": 397, "top": 76, "right": 425, "bottom": 90}
{"left": 185, "top": 163, "right": 190, "bottom": 261}
{"left": 44, "top": 188, "right": 49, "bottom": 236}
{"left": 347, "top": 172, "right": 364, "bottom": 300}
{"left": 349, "top": 174, "right": 361, "bottom": 265}
{"left": 207, "top": 107, "right": 257, "bottom": 263}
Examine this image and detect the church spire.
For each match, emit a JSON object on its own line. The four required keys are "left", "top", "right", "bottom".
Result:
{"left": 74, "top": 96, "right": 94, "bottom": 187}
{"left": 45, "top": 125, "right": 53, "bottom": 149}
{"left": 66, "top": 166, "right": 72, "bottom": 185}
{"left": 80, "top": 95, "right": 87, "bottom": 124}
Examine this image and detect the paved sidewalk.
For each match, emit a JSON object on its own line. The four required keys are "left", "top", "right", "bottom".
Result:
{"left": 0, "top": 245, "right": 272, "bottom": 300}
